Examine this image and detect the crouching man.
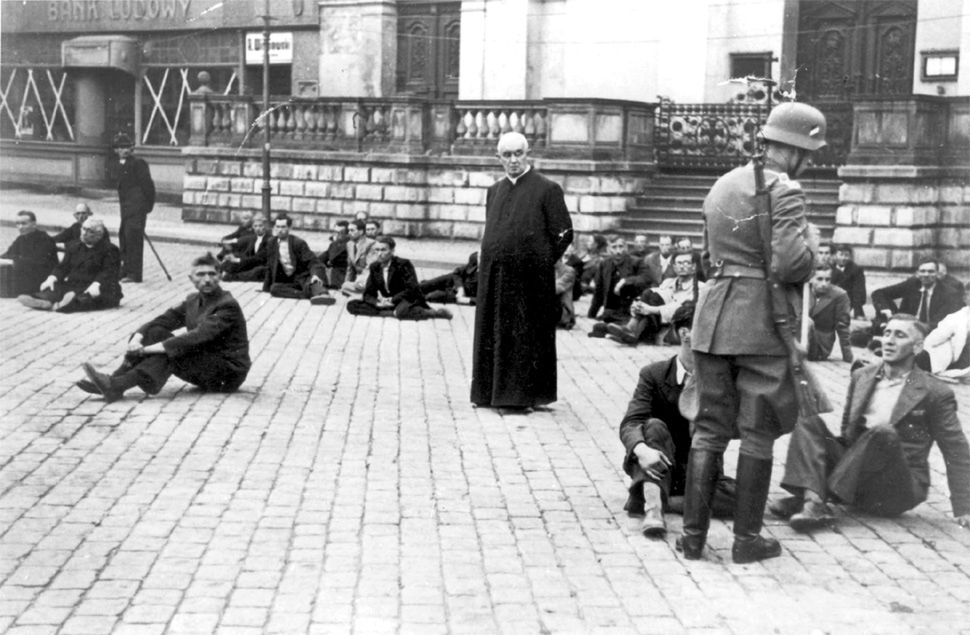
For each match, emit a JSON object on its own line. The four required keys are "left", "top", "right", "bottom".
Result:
{"left": 618, "top": 302, "right": 735, "bottom": 538}
{"left": 771, "top": 314, "right": 970, "bottom": 530}
{"left": 78, "top": 253, "right": 251, "bottom": 402}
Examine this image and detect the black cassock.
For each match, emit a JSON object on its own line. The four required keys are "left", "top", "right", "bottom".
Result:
{"left": 471, "top": 169, "right": 573, "bottom": 408}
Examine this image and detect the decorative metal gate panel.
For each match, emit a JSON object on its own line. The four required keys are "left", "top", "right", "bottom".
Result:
{"left": 654, "top": 100, "right": 766, "bottom": 170}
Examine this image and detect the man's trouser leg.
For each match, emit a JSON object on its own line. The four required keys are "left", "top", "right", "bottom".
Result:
{"left": 623, "top": 418, "right": 677, "bottom": 515}
{"left": 121, "top": 325, "right": 177, "bottom": 394}
{"left": 780, "top": 414, "right": 837, "bottom": 498}
{"left": 120, "top": 215, "right": 145, "bottom": 281}
{"left": 346, "top": 300, "right": 391, "bottom": 317}
{"left": 827, "top": 425, "right": 924, "bottom": 517}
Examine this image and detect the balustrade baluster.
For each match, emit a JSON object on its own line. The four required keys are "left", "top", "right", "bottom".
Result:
{"left": 455, "top": 110, "right": 468, "bottom": 139}
{"left": 294, "top": 104, "right": 307, "bottom": 140}
{"left": 497, "top": 112, "right": 510, "bottom": 136}
{"left": 510, "top": 111, "right": 523, "bottom": 134}
{"left": 285, "top": 105, "right": 297, "bottom": 139}
{"left": 485, "top": 111, "right": 498, "bottom": 140}
{"left": 466, "top": 111, "right": 479, "bottom": 139}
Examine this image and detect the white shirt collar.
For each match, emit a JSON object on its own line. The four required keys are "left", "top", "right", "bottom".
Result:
{"left": 506, "top": 165, "right": 531, "bottom": 185}
{"left": 675, "top": 356, "right": 691, "bottom": 385}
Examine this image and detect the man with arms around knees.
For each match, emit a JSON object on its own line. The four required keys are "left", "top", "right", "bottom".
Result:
{"left": 607, "top": 250, "right": 697, "bottom": 346}
{"left": 19, "top": 217, "right": 122, "bottom": 313}
{"left": 222, "top": 215, "right": 270, "bottom": 282}
{"left": 771, "top": 314, "right": 970, "bottom": 531}
{"left": 341, "top": 219, "right": 376, "bottom": 296}
{"left": 619, "top": 302, "right": 735, "bottom": 538}
{"left": 680, "top": 102, "right": 824, "bottom": 563}
{"left": 346, "top": 236, "right": 451, "bottom": 320}
{"left": 79, "top": 253, "right": 251, "bottom": 402}
{"left": 263, "top": 213, "right": 334, "bottom": 305}
{"left": 587, "top": 235, "right": 648, "bottom": 338}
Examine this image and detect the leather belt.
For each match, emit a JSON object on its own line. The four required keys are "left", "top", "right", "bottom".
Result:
{"left": 714, "top": 263, "right": 766, "bottom": 279}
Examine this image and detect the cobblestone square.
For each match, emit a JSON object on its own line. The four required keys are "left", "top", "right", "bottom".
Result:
{"left": 2, "top": 238, "right": 969, "bottom": 634}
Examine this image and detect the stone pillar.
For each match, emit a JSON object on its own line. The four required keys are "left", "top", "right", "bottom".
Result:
{"left": 74, "top": 72, "right": 106, "bottom": 146}
{"left": 459, "top": 0, "right": 529, "bottom": 99}
{"left": 834, "top": 97, "right": 970, "bottom": 280}
{"left": 318, "top": 0, "right": 397, "bottom": 97}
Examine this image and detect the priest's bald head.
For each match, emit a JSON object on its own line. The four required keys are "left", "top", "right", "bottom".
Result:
{"left": 496, "top": 132, "right": 530, "bottom": 179}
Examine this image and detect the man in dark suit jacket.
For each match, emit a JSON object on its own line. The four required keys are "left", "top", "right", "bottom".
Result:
{"left": 78, "top": 253, "right": 251, "bottom": 402}
{"left": 771, "top": 314, "right": 970, "bottom": 531}
{"left": 832, "top": 245, "right": 867, "bottom": 318}
{"left": 3, "top": 210, "right": 58, "bottom": 296}
{"left": 262, "top": 213, "right": 334, "bottom": 305}
{"left": 618, "top": 302, "right": 735, "bottom": 539}
{"left": 52, "top": 203, "right": 93, "bottom": 247}
{"left": 346, "top": 236, "right": 451, "bottom": 320}
{"left": 807, "top": 265, "right": 853, "bottom": 362}
{"left": 871, "top": 259, "right": 962, "bottom": 332}
{"left": 319, "top": 220, "right": 350, "bottom": 288}
{"left": 19, "top": 217, "right": 122, "bottom": 313}
{"left": 113, "top": 132, "right": 155, "bottom": 283}
{"left": 217, "top": 210, "right": 255, "bottom": 259}
{"left": 222, "top": 215, "right": 270, "bottom": 282}
{"left": 588, "top": 235, "right": 648, "bottom": 336}
{"left": 642, "top": 235, "right": 676, "bottom": 288}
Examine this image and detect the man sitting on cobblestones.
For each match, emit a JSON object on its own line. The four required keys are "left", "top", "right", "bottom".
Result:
{"left": 78, "top": 252, "right": 251, "bottom": 402}
{"left": 588, "top": 235, "right": 647, "bottom": 337}
{"left": 618, "top": 302, "right": 735, "bottom": 539}
{"left": 319, "top": 220, "right": 350, "bottom": 288}
{"left": 607, "top": 251, "right": 697, "bottom": 346}
{"left": 52, "top": 203, "right": 93, "bottom": 247}
{"left": 340, "top": 219, "right": 376, "bottom": 297}
{"left": 222, "top": 214, "right": 270, "bottom": 282}
{"left": 19, "top": 217, "right": 122, "bottom": 313}
{"left": 217, "top": 210, "right": 255, "bottom": 259}
{"left": 263, "top": 213, "right": 334, "bottom": 305}
{"left": 770, "top": 314, "right": 970, "bottom": 531}
{"left": 3, "top": 210, "right": 58, "bottom": 297}
{"left": 806, "top": 264, "right": 854, "bottom": 363}
{"left": 419, "top": 252, "right": 479, "bottom": 304}
{"left": 346, "top": 236, "right": 451, "bottom": 320}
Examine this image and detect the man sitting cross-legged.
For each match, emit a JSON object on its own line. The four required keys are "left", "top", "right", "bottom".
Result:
{"left": 588, "top": 235, "right": 648, "bottom": 338}
{"left": 346, "top": 236, "right": 452, "bottom": 320}
{"left": 770, "top": 314, "right": 970, "bottom": 531}
{"left": 221, "top": 214, "right": 270, "bottom": 282}
{"left": 78, "top": 253, "right": 251, "bottom": 402}
{"left": 618, "top": 302, "right": 736, "bottom": 538}
{"left": 262, "top": 213, "right": 334, "bottom": 305}
{"left": 607, "top": 250, "right": 697, "bottom": 346}
{"left": 806, "top": 264, "right": 854, "bottom": 363}
{"left": 19, "top": 217, "right": 122, "bottom": 313}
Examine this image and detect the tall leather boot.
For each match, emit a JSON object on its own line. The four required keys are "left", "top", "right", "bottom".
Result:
{"left": 732, "top": 455, "right": 782, "bottom": 564}
{"left": 676, "top": 449, "right": 721, "bottom": 560}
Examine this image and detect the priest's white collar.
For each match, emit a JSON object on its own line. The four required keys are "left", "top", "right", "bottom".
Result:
{"left": 506, "top": 166, "right": 531, "bottom": 185}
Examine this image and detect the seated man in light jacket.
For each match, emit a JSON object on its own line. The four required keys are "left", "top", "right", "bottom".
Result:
{"left": 917, "top": 285, "right": 969, "bottom": 382}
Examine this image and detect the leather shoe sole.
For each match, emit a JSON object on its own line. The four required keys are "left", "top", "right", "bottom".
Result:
{"left": 789, "top": 502, "right": 835, "bottom": 533}
{"left": 82, "top": 363, "right": 122, "bottom": 403}
{"left": 75, "top": 378, "right": 99, "bottom": 394}
{"left": 768, "top": 495, "right": 804, "bottom": 520}
{"left": 18, "top": 295, "right": 53, "bottom": 311}
{"left": 640, "top": 510, "right": 667, "bottom": 539}
{"left": 309, "top": 294, "right": 336, "bottom": 305}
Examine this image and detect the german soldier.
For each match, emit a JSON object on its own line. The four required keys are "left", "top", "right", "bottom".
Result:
{"left": 679, "top": 103, "right": 826, "bottom": 563}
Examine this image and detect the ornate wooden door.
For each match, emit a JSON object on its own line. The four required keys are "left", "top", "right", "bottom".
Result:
{"left": 397, "top": 2, "right": 460, "bottom": 99}
{"left": 796, "top": 0, "right": 916, "bottom": 100}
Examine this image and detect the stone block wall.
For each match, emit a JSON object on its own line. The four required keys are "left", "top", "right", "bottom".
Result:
{"left": 181, "top": 148, "right": 651, "bottom": 240}
{"left": 834, "top": 171, "right": 970, "bottom": 276}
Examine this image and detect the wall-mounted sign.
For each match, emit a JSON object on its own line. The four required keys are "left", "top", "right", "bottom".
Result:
{"left": 245, "top": 32, "right": 293, "bottom": 65}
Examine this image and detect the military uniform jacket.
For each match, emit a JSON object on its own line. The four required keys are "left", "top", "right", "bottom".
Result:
{"left": 841, "top": 363, "right": 970, "bottom": 516}
{"left": 692, "top": 163, "right": 815, "bottom": 356}
{"left": 53, "top": 237, "right": 122, "bottom": 301}
{"left": 138, "top": 288, "right": 251, "bottom": 377}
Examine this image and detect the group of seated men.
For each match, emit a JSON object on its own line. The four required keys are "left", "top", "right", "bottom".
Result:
{"left": 3, "top": 205, "right": 123, "bottom": 313}
{"left": 213, "top": 211, "right": 452, "bottom": 320}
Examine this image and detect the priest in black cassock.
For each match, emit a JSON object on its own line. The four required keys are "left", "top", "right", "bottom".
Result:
{"left": 471, "top": 132, "right": 573, "bottom": 410}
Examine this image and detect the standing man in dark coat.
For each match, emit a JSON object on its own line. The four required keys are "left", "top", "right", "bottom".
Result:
{"left": 471, "top": 132, "right": 573, "bottom": 410}
{"left": 78, "top": 253, "right": 250, "bottom": 402}
{"left": 680, "top": 103, "right": 824, "bottom": 564}
{"left": 113, "top": 132, "right": 155, "bottom": 283}
{"left": 2, "top": 210, "right": 58, "bottom": 296}
{"left": 18, "top": 217, "right": 122, "bottom": 313}
{"left": 52, "top": 203, "right": 93, "bottom": 247}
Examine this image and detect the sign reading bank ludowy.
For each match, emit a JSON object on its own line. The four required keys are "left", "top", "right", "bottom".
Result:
{"left": 0, "top": 0, "right": 317, "bottom": 33}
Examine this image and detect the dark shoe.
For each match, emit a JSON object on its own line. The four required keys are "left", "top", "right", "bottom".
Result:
{"left": 732, "top": 535, "right": 782, "bottom": 564}
{"left": 731, "top": 455, "right": 781, "bottom": 564}
{"left": 432, "top": 308, "right": 453, "bottom": 320}
{"left": 82, "top": 363, "right": 123, "bottom": 403}
{"left": 678, "top": 449, "right": 722, "bottom": 560}
{"left": 768, "top": 494, "right": 804, "bottom": 520}
{"left": 588, "top": 323, "right": 608, "bottom": 338}
{"left": 309, "top": 293, "right": 336, "bottom": 306}
{"left": 18, "top": 295, "right": 53, "bottom": 311}
{"left": 606, "top": 324, "right": 638, "bottom": 345}
{"left": 75, "top": 378, "right": 99, "bottom": 394}
{"left": 789, "top": 500, "right": 835, "bottom": 533}
{"left": 53, "top": 291, "right": 76, "bottom": 312}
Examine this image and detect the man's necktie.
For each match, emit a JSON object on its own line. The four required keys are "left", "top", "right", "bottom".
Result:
{"left": 918, "top": 288, "right": 929, "bottom": 323}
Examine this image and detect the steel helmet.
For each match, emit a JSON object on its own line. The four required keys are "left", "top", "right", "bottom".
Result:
{"left": 112, "top": 132, "right": 134, "bottom": 148}
{"left": 761, "top": 102, "right": 827, "bottom": 151}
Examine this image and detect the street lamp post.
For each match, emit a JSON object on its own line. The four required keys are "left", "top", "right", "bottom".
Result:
{"left": 260, "top": 0, "right": 272, "bottom": 219}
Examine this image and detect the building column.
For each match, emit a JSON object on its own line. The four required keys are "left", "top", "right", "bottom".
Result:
{"left": 459, "top": 0, "right": 529, "bottom": 100}
{"left": 318, "top": 0, "right": 397, "bottom": 97}
{"left": 74, "top": 72, "right": 106, "bottom": 146}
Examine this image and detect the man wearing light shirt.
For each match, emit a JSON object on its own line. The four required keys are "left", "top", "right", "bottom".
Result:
{"left": 607, "top": 251, "right": 697, "bottom": 346}
{"left": 872, "top": 259, "right": 961, "bottom": 333}
{"left": 771, "top": 314, "right": 970, "bottom": 531}
{"left": 262, "top": 213, "right": 334, "bottom": 305}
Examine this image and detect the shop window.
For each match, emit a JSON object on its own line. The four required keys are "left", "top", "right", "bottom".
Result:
{"left": 730, "top": 52, "right": 773, "bottom": 80}
{"left": 922, "top": 50, "right": 958, "bottom": 82}
{"left": 140, "top": 67, "right": 238, "bottom": 146}
{"left": 0, "top": 67, "right": 75, "bottom": 142}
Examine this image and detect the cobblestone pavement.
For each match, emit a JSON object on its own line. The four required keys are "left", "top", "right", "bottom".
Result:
{"left": 2, "top": 240, "right": 969, "bottom": 635}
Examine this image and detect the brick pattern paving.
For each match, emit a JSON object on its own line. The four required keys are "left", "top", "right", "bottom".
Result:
{"left": 2, "top": 241, "right": 969, "bottom": 634}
